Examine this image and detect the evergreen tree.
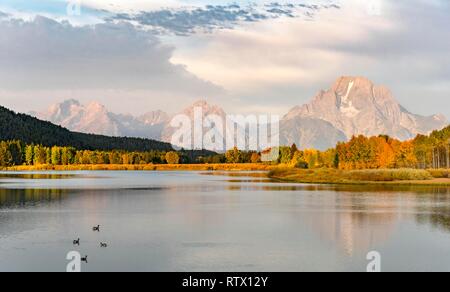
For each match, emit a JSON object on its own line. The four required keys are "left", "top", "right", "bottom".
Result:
{"left": 8, "top": 140, "right": 23, "bottom": 165}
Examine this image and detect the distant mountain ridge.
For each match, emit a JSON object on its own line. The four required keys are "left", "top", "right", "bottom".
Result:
{"left": 33, "top": 99, "right": 170, "bottom": 140}
{"left": 283, "top": 77, "right": 447, "bottom": 141}
{"left": 31, "top": 76, "right": 448, "bottom": 150}
{"left": 0, "top": 106, "right": 173, "bottom": 152}
{"left": 160, "top": 100, "right": 228, "bottom": 149}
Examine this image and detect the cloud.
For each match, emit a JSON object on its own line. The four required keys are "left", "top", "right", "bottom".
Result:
{"left": 169, "top": 0, "right": 450, "bottom": 117}
{"left": 0, "top": 15, "right": 222, "bottom": 96}
{"left": 106, "top": 2, "right": 340, "bottom": 35}
{"left": 81, "top": 0, "right": 182, "bottom": 11}
{"left": 1, "top": 0, "right": 449, "bottom": 120}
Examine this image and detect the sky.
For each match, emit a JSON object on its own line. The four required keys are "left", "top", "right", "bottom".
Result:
{"left": 0, "top": 0, "right": 449, "bottom": 118}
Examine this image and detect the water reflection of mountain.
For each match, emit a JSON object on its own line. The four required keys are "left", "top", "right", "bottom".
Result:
{"left": 2, "top": 175, "right": 450, "bottom": 255}
{"left": 294, "top": 192, "right": 397, "bottom": 256}
{"left": 290, "top": 186, "right": 450, "bottom": 255}
{"left": 321, "top": 185, "right": 450, "bottom": 234}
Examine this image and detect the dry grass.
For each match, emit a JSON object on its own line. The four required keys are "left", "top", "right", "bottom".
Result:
{"left": 427, "top": 169, "right": 450, "bottom": 178}
{"left": 269, "top": 168, "right": 436, "bottom": 184}
{"left": 4, "top": 164, "right": 450, "bottom": 186}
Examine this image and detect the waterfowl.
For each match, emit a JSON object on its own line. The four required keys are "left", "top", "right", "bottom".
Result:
{"left": 81, "top": 256, "right": 88, "bottom": 263}
{"left": 93, "top": 225, "right": 100, "bottom": 232}
{"left": 100, "top": 242, "right": 108, "bottom": 248}
{"left": 73, "top": 238, "right": 80, "bottom": 245}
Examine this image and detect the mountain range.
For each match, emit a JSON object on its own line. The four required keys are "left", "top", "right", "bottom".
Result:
{"left": 0, "top": 106, "right": 172, "bottom": 152}
{"left": 30, "top": 100, "right": 169, "bottom": 140}
{"left": 31, "top": 77, "right": 448, "bottom": 150}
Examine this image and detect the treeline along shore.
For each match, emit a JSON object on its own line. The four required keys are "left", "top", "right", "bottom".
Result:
{"left": 1, "top": 104, "right": 450, "bottom": 184}
{"left": 2, "top": 125, "right": 450, "bottom": 169}
{"left": 0, "top": 126, "right": 449, "bottom": 185}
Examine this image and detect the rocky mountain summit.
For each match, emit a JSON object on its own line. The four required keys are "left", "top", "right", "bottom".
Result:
{"left": 32, "top": 77, "right": 447, "bottom": 150}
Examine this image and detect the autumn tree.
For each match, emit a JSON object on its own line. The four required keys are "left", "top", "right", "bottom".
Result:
{"left": 0, "top": 141, "right": 12, "bottom": 167}
{"left": 251, "top": 152, "right": 261, "bottom": 163}
{"left": 291, "top": 151, "right": 308, "bottom": 169}
{"left": 61, "top": 147, "right": 76, "bottom": 165}
{"left": 33, "top": 145, "right": 47, "bottom": 165}
{"left": 25, "top": 145, "right": 34, "bottom": 165}
{"left": 225, "top": 147, "right": 241, "bottom": 163}
{"left": 279, "top": 146, "right": 293, "bottom": 164}
{"left": 51, "top": 146, "right": 61, "bottom": 165}
{"left": 165, "top": 151, "right": 180, "bottom": 164}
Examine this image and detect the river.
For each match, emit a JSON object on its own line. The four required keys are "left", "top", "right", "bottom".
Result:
{"left": 0, "top": 171, "right": 449, "bottom": 272}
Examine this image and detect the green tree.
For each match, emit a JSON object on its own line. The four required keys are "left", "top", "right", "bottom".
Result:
{"left": 33, "top": 145, "right": 47, "bottom": 165}
{"left": 333, "top": 153, "right": 340, "bottom": 169}
{"left": 61, "top": 147, "right": 76, "bottom": 165}
{"left": 8, "top": 140, "right": 23, "bottom": 165}
{"left": 0, "top": 141, "right": 12, "bottom": 167}
{"left": 46, "top": 148, "right": 52, "bottom": 164}
{"left": 51, "top": 146, "right": 61, "bottom": 165}
{"left": 25, "top": 145, "right": 34, "bottom": 165}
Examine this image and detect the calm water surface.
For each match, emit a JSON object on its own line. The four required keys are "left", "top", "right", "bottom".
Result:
{"left": 1, "top": 171, "right": 450, "bottom": 272}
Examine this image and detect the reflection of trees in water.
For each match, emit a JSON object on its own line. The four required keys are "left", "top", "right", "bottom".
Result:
{"left": 415, "top": 193, "right": 450, "bottom": 233}
{"left": 317, "top": 184, "right": 450, "bottom": 194}
{"left": 296, "top": 192, "right": 398, "bottom": 256}
{"left": 296, "top": 184, "right": 450, "bottom": 249}
{"left": 0, "top": 189, "right": 68, "bottom": 208}
{"left": 292, "top": 186, "right": 450, "bottom": 255}
{"left": 0, "top": 174, "right": 78, "bottom": 180}
{"left": 198, "top": 179, "right": 450, "bottom": 254}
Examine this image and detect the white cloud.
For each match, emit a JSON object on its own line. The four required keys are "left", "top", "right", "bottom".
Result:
{"left": 0, "top": 0, "right": 449, "bottom": 119}
{"left": 78, "top": 0, "right": 182, "bottom": 12}
{"left": 105, "top": 2, "right": 339, "bottom": 35}
{"left": 0, "top": 15, "right": 223, "bottom": 113}
{"left": 170, "top": 0, "right": 450, "bottom": 117}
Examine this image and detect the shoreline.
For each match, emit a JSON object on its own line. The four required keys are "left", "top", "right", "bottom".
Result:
{"left": 268, "top": 168, "right": 450, "bottom": 186}
{"left": 1, "top": 163, "right": 277, "bottom": 172}
{"left": 269, "top": 176, "right": 450, "bottom": 186}
{"left": 1, "top": 164, "right": 450, "bottom": 186}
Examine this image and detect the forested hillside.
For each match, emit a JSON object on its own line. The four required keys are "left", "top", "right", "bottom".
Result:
{"left": 0, "top": 106, "right": 173, "bottom": 152}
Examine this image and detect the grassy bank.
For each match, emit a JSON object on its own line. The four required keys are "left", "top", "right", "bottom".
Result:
{"left": 3, "top": 163, "right": 450, "bottom": 186}
{"left": 2, "top": 163, "right": 277, "bottom": 172}
{"left": 268, "top": 168, "right": 450, "bottom": 185}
